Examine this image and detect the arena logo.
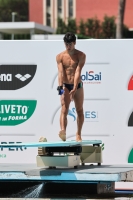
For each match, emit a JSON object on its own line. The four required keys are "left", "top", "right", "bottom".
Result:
{"left": 68, "top": 108, "right": 98, "bottom": 121}
{"left": 0, "top": 142, "right": 27, "bottom": 151}
{"left": 0, "top": 100, "right": 37, "bottom": 126}
{"left": 0, "top": 74, "right": 12, "bottom": 81}
{"left": 128, "top": 111, "right": 133, "bottom": 126}
{"left": 81, "top": 71, "right": 101, "bottom": 84}
{"left": 128, "top": 75, "right": 133, "bottom": 90}
{"left": 0, "top": 65, "right": 37, "bottom": 90}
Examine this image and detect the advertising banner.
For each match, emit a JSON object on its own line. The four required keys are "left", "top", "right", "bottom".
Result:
{"left": 0, "top": 40, "right": 133, "bottom": 164}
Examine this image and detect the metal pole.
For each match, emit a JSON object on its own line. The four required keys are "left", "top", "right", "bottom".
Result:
{"left": 11, "top": 12, "right": 17, "bottom": 40}
{"left": 116, "top": 0, "right": 126, "bottom": 39}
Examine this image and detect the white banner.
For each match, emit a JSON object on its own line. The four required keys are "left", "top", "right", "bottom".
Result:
{"left": 0, "top": 40, "right": 133, "bottom": 164}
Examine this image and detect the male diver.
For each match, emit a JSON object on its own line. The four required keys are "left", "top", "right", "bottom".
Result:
{"left": 56, "top": 32, "right": 86, "bottom": 142}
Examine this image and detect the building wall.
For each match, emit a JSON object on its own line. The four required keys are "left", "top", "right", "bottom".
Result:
{"left": 124, "top": 0, "right": 133, "bottom": 29}
{"left": 29, "top": 0, "right": 75, "bottom": 29}
{"left": 29, "top": 0, "right": 133, "bottom": 29}
{"left": 76, "top": 0, "right": 133, "bottom": 28}
{"left": 29, "top": 0, "right": 44, "bottom": 24}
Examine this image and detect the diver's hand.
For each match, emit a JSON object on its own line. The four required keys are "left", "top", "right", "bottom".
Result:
{"left": 69, "top": 88, "right": 76, "bottom": 101}
{"left": 57, "top": 86, "right": 64, "bottom": 95}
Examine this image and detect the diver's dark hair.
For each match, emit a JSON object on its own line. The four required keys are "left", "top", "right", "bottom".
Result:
{"left": 63, "top": 32, "right": 76, "bottom": 43}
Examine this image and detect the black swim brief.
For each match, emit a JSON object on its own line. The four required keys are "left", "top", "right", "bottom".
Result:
{"left": 63, "top": 82, "right": 83, "bottom": 92}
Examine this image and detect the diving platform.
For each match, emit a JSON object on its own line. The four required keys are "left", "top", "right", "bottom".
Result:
{"left": 0, "top": 164, "right": 133, "bottom": 194}
{"left": 1, "top": 140, "right": 133, "bottom": 194}
{"left": 0, "top": 164, "right": 133, "bottom": 182}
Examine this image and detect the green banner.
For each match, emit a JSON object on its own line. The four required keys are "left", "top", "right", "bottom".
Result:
{"left": 128, "top": 148, "right": 133, "bottom": 163}
{"left": 0, "top": 100, "right": 37, "bottom": 126}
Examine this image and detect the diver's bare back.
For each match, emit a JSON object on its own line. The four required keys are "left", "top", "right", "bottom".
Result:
{"left": 59, "top": 49, "right": 83, "bottom": 84}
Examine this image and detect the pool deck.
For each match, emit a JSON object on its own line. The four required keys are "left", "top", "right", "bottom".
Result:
{"left": 0, "top": 164, "right": 133, "bottom": 182}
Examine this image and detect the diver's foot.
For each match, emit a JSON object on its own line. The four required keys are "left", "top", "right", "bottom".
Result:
{"left": 76, "top": 134, "right": 82, "bottom": 142}
{"left": 59, "top": 130, "right": 66, "bottom": 141}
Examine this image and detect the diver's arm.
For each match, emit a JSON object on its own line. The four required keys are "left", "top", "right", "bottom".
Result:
{"left": 56, "top": 54, "right": 63, "bottom": 86}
